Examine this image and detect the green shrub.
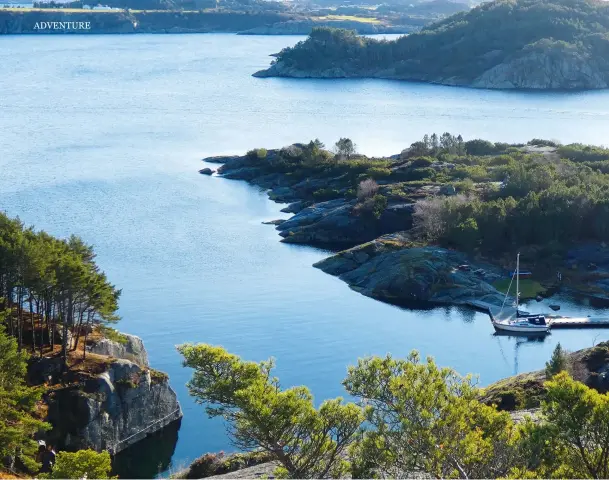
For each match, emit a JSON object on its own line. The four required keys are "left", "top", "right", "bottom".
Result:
{"left": 246, "top": 148, "right": 268, "bottom": 160}
{"left": 366, "top": 166, "right": 392, "bottom": 179}
{"left": 528, "top": 138, "right": 560, "bottom": 147}
{"left": 40, "top": 450, "right": 113, "bottom": 479}
{"left": 98, "top": 325, "right": 128, "bottom": 345}
{"left": 149, "top": 368, "right": 169, "bottom": 384}
{"left": 313, "top": 188, "right": 341, "bottom": 201}
{"left": 410, "top": 157, "right": 434, "bottom": 168}
{"left": 465, "top": 139, "right": 496, "bottom": 156}
{"left": 557, "top": 143, "right": 609, "bottom": 163}
{"left": 405, "top": 167, "right": 436, "bottom": 181}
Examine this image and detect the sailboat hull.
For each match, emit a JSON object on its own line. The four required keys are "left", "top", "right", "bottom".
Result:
{"left": 492, "top": 321, "right": 550, "bottom": 334}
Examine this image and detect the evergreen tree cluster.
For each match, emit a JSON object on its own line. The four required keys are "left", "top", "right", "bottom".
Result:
{"left": 0, "top": 212, "right": 121, "bottom": 363}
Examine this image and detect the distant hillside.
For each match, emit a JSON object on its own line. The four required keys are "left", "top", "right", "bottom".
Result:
{"left": 254, "top": 0, "right": 609, "bottom": 89}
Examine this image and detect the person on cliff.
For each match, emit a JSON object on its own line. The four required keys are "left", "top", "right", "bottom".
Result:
{"left": 36, "top": 441, "right": 46, "bottom": 466}
{"left": 40, "top": 443, "right": 56, "bottom": 474}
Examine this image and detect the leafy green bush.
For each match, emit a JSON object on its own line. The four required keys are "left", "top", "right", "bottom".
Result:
{"left": 246, "top": 148, "right": 268, "bottom": 160}
{"left": 558, "top": 143, "right": 609, "bottom": 163}
{"left": 405, "top": 167, "right": 436, "bottom": 181}
{"left": 465, "top": 139, "right": 496, "bottom": 156}
{"left": 528, "top": 138, "right": 560, "bottom": 147}
{"left": 410, "top": 157, "right": 434, "bottom": 168}
{"left": 366, "top": 166, "right": 392, "bottom": 179}
{"left": 313, "top": 188, "right": 341, "bottom": 201}
{"left": 40, "top": 450, "right": 113, "bottom": 479}
{"left": 98, "top": 325, "right": 128, "bottom": 345}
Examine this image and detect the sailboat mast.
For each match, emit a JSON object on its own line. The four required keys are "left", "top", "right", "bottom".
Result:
{"left": 516, "top": 253, "right": 520, "bottom": 311}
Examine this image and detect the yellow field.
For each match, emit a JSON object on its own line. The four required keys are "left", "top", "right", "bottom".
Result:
{"left": 316, "top": 14, "right": 381, "bottom": 24}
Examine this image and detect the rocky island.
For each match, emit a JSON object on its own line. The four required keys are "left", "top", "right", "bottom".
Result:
{"left": 254, "top": 0, "right": 609, "bottom": 90}
{"left": 203, "top": 137, "right": 609, "bottom": 308}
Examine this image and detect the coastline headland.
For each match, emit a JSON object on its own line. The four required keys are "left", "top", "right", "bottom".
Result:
{"left": 202, "top": 138, "right": 609, "bottom": 310}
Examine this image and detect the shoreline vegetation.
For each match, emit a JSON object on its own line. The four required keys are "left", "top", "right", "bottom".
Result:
{"left": 254, "top": 0, "right": 609, "bottom": 90}
{"left": 176, "top": 341, "right": 609, "bottom": 479}
{"left": 202, "top": 135, "right": 609, "bottom": 309}
{"left": 0, "top": 212, "right": 181, "bottom": 479}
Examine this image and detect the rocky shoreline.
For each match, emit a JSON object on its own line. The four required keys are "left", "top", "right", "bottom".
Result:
{"left": 203, "top": 143, "right": 609, "bottom": 310}
{"left": 32, "top": 330, "right": 182, "bottom": 456}
{"left": 203, "top": 149, "right": 513, "bottom": 308}
{"left": 253, "top": 50, "right": 609, "bottom": 90}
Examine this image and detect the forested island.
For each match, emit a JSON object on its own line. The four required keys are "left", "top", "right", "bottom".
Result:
{"left": 203, "top": 136, "right": 609, "bottom": 308}
{"left": 254, "top": 0, "right": 609, "bottom": 89}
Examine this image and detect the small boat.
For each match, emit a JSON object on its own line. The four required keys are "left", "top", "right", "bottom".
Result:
{"left": 491, "top": 253, "right": 551, "bottom": 335}
{"left": 491, "top": 311, "right": 550, "bottom": 334}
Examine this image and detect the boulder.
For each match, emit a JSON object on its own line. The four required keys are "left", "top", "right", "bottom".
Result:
{"left": 276, "top": 199, "right": 379, "bottom": 246}
{"left": 88, "top": 332, "right": 149, "bottom": 367}
{"left": 199, "top": 168, "right": 214, "bottom": 175}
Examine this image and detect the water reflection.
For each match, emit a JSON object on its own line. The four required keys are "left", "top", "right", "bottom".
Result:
{"left": 493, "top": 332, "right": 549, "bottom": 376}
{"left": 112, "top": 419, "right": 182, "bottom": 479}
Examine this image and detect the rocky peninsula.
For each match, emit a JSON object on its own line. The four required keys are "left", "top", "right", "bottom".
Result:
{"left": 203, "top": 137, "right": 609, "bottom": 308}
{"left": 254, "top": 0, "right": 609, "bottom": 90}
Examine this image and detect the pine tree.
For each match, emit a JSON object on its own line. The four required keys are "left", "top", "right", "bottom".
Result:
{"left": 545, "top": 342, "right": 568, "bottom": 378}
{"left": 0, "top": 315, "right": 50, "bottom": 472}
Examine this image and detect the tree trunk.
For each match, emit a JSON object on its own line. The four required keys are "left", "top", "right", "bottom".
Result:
{"left": 29, "top": 295, "right": 36, "bottom": 354}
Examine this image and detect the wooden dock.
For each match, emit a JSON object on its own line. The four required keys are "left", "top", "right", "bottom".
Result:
{"left": 548, "top": 317, "right": 609, "bottom": 328}
{"left": 466, "top": 300, "right": 609, "bottom": 329}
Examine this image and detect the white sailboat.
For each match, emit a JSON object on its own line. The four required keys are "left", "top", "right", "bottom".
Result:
{"left": 491, "top": 253, "right": 551, "bottom": 334}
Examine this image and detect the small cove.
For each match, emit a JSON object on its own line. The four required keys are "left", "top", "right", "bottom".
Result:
{"left": 1, "top": 33, "right": 609, "bottom": 475}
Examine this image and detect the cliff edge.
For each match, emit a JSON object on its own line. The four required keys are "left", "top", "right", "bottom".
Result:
{"left": 40, "top": 330, "right": 182, "bottom": 454}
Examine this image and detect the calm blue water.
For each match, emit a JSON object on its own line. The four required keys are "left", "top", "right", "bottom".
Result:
{"left": 2, "top": 34, "right": 609, "bottom": 475}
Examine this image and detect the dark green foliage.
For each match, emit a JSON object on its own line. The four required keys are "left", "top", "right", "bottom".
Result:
{"left": 313, "top": 188, "right": 342, "bottom": 201}
{"left": 410, "top": 157, "right": 434, "bottom": 168}
{"left": 448, "top": 217, "right": 479, "bottom": 252}
{"left": 465, "top": 139, "right": 502, "bottom": 156}
{"left": 557, "top": 143, "right": 609, "bottom": 163}
{"left": 271, "top": 0, "right": 609, "bottom": 83}
{"left": 0, "top": 212, "right": 121, "bottom": 364}
{"left": 545, "top": 343, "right": 568, "bottom": 378}
{"left": 528, "top": 138, "right": 560, "bottom": 147}
{"left": 354, "top": 194, "right": 387, "bottom": 219}
{"left": 0, "top": 321, "right": 50, "bottom": 473}
{"left": 246, "top": 148, "right": 267, "bottom": 160}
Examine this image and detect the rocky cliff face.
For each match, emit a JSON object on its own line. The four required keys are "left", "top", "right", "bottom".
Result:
{"left": 471, "top": 50, "right": 609, "bottom": 90}
{"left": 45, "top": 333, "right": 182, "bottom": 454}
{"left": 87, "top": 332, "right": 149, "bottom": 368}
{"left": 255, "top": 54, "right": 609, "bottom": 90}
